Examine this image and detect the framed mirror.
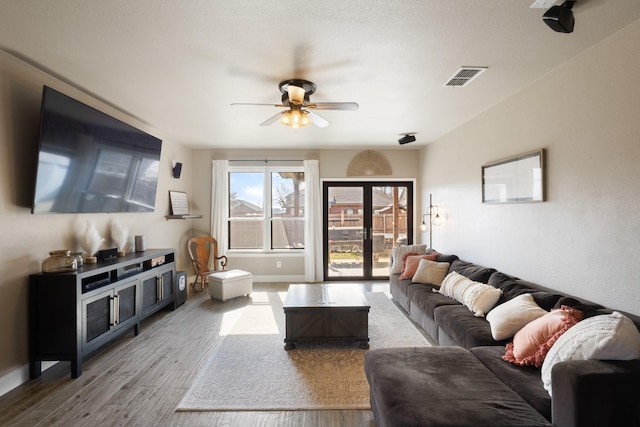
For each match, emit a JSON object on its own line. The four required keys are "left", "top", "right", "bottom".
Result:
{"left": 482, "top": 149, "right": 545, "bottom": 203}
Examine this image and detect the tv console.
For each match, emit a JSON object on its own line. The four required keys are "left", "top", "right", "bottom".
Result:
{"left": 29, "top": 248, "right": 177, "bottom": 379}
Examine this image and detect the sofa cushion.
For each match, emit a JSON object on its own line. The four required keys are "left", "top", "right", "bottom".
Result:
{"left": 471, "top": 346, "right": 552, "bottom": 421}
{"left": 434, "top": 304, "right": 504, "bottom": 349}
{"left": 435, "top": 252, "right": 459, "bottom": 264}
{"left": 390, "top": 244, "right": 428, "bottom": 274}
{"left": 407, "top": 283, "right": 460, "bottom": 318}
{"left": 450, "top": 259, "right": 496, "bottom": 283}
{"left": 439, "top": 271, "right": 502, "bottom": 317}
{"left": 486, "top": 293, "right": 548, "bottom": 340}
{"left": 541, "top": 311, "right": 640, "bottom": 396}
{"left": 412, "top": 259, "right": 451, "bottom": 285}
{"left": 504, "top": 306, "right": 583, "bottom": 368}
{"left": 364, "top": 346, "right": 552, "bottom": 427}
{"left": 389, "top": 274, "right": 414, "bottom": 312}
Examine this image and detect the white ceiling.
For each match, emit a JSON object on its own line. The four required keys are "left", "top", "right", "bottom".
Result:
{"left": 2, "top": 1, "right": 640, "bottom": 149}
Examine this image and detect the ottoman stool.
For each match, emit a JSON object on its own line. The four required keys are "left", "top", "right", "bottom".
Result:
{"left": 208, "top": 269, "right": 252, "bottom": 302}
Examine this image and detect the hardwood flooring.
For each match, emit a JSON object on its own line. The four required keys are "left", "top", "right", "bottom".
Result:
{"left": 0, "top": 282, "right": 388, "bottom": 427}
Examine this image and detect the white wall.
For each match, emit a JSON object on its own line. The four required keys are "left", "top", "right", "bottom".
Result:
{"left": 420, "top": 19, "right": 640, "bottom": 316}
{"left": 0, "top": 51, "right": 193, "bottom": 392}
{"left": 190, "top": 148, "right": 421, "bottom": 280}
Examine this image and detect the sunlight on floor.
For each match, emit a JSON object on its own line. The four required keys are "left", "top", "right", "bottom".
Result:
{"left": 220, "top": 292, "right": 283, "bottom": 336}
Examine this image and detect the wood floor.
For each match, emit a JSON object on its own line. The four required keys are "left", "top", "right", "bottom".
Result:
{"left": 0, "top": 282, "right": 389, "bottom": 427}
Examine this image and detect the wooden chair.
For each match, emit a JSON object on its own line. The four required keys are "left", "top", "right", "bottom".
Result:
{"left": 187, "top": 237, "right": 228, "bottom": 291}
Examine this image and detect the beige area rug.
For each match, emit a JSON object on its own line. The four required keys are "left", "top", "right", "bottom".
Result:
{"left": 176, "top": 291, "right": 430, "bottom": 411}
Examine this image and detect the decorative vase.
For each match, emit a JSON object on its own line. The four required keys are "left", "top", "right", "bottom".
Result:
{"left": 70, "top": 252, "right": 84, "bottom": 267}
{"left": 42, "top": 250, "right": 78, "bottom": 273}
{"left": 84, "top": 255, "right": 98, "bottom": 264}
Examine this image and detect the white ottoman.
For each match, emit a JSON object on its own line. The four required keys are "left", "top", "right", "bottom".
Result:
{"left": 208, "top": 269, "right": 252, "bottom": 302}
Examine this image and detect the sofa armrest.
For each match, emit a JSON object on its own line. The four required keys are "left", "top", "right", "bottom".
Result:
{"left": 551, "top": 359, "right": 640, "bottom": 427}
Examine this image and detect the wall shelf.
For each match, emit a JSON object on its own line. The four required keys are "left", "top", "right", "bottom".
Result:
{"left": 165, "top": 214, "right": 203, "bottom": 220}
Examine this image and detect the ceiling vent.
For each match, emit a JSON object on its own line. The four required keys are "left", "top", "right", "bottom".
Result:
{"left": 444, "top": 66, "right": 488, "bottom": 87}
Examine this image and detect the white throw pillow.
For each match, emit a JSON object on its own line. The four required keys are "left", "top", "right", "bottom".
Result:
{"left": 486, "top": 293, "right": 548, "bottom": 341}
{"left": 541, "top": 311, "right": 640, "bottom": 396}
{"left": 412, "top": 259, "right": 451, "bottom": 286}
{"left": 390, "top": 244, "right": 427, "bottom": 274}
{"left": 438, "top": 271, "right": 502, "bottom": 317}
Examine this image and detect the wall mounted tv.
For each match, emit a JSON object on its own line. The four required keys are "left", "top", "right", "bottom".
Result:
{"left": 31, "top": 86, "right": 162, "bottom": 214}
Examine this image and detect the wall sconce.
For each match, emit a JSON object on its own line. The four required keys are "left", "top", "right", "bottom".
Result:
{"left": 420, "top": 193, "right": 443, "bottom": 248}
{"left": 172, "top": 160, "right": 183, "bottom": 179}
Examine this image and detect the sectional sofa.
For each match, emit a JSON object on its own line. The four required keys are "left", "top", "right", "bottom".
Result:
{"left": 364, "top": 246, "right": 640, "bottom": 427}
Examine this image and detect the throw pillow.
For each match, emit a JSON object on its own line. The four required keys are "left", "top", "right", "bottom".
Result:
{"left": 399, "top": 252, "right": 419, "bottom": 277}
{"left": 503, "top": 305, "right": 583, "bottom": 368}
{"left": 486, "top": 293, "right": 548, "bottom": 340}
{"left": 400, "top": 253, "right": 439, "bottom": 280}
{"left": 390, "top": 244, "right": 428, "bottom": 274}
{"left": 437, "top": 271, "right": 502, "bottom": 317}
{"left": 541, "top": 311, "right": 640, "bottom": 396}
{"left": 412, "top": 259, "right": 451, "bottom": 286}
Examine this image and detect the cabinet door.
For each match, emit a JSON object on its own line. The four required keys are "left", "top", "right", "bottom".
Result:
{"left": 141, "top": 273, "right": 160, "bottom": 316}
{"left": 113, "top": 279, "right": 138, "bottom": 332}
{"left": 82, "top": 289, "right": 113, "bottom": 351}
{"left": 160, "top": 268, "right": 174, "bottom": 302}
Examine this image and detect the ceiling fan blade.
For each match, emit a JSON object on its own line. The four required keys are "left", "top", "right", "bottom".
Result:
{"left": 306, "top": 110, "right": 330, "bottom": 128}
{"left": 308, "top": 102, "right": 359, "bottom": 111}
{"left": 231, "top": 103, "right": 287, "bottom": 108}
{"left": 260, "top": 111, "right": 285, "bottom": 126}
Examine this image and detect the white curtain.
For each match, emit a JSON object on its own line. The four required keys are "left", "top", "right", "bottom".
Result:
{"left": 304, "top": 160, "right": 323, "bottom": 282}
{"left": 211, "top": 160, "right": 229, "bottom": 257}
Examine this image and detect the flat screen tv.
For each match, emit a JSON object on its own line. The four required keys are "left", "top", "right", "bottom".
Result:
{"left": 31, "top": 86, "right": 162, "bottom": 214}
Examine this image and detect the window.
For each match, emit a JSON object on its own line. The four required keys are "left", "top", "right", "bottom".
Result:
{"left": 228, "top": 167, "right": 304, "bottom": 251}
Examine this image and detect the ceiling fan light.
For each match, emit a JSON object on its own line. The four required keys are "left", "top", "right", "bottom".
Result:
{"left": 288, "top": 85, "right": 306, "bottom": 105}
{"left": 280, "top": 110, "right": 311, "bottom": 128}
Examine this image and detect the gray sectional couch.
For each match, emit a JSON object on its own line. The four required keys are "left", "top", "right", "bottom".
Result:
{"left": 364, "top": 249, "right": 640, "bottom": 427}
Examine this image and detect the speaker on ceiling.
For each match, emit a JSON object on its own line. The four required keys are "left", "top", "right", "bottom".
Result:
{"left": 398, "top": 134, "right": 416, "bottom": 145}
{"left": 543, "top": 1, "right": 575, "bottom": 33}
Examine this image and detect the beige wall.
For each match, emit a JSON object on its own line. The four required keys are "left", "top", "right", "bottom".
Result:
{"left": 420, "top": 19, "right": 640, "bottom": 316}
{"left": 190, "top": 148, "right": 420, "bottom": 279}
{"left": 0, "top": 51, "right": 193, "bottom": 388}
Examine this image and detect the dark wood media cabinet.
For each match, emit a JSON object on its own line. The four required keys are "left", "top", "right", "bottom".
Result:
{"left": 29, "top": 248, "right": 177, "bottom": 379}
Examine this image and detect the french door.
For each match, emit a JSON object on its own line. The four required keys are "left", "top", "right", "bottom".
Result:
{"left": 323, "top": 181, "right": 413, "bottom": 280}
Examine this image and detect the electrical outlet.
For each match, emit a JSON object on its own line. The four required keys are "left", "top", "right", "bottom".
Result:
{"left": 276, "top": 261, "right": 282, "bottom": 268}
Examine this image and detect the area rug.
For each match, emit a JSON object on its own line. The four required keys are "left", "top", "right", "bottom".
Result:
{"left": 176, "top": 290, "right": 430, "bottom": 411}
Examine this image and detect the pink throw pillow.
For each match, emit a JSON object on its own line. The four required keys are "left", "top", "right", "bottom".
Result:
{"left": 503, "top": 305, "right": 583, "bottom": 367}
{"left": 400, "top": 253, "right": 438, "bottom": 279}
{"left": 399, "top": 252, "right": 419, "bottom": 277}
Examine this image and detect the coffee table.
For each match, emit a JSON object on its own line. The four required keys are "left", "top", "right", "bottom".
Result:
{"left": 283, "top": 284, "right": 370, "bottom": 350}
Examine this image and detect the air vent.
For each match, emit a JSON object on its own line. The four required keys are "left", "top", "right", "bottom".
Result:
{"left": 444, "top": 66, "right": 488, "bottom": 87}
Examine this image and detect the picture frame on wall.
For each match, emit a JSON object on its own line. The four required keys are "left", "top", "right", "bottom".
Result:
{"left": 482, "top": 149, "right": 546, "bottom": 203}
{"left": 169, "top": 190, "right": 191, "bottom": 215}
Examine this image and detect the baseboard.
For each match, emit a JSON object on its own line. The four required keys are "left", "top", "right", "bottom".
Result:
{"left": 188, "top": 274, "right": 307, "bottom": 284}
{"left": 0, "top": 361, "right": 58, "bottom": 397}
{"left": 251, "top": 274, "right": 307, "bottom": 283}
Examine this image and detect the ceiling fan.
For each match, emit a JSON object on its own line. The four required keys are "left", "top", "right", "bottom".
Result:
{"left": 231, "top": 79, "right": 359, "bottom": 128}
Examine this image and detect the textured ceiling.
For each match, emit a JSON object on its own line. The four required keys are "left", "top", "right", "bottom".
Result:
{"left": 2, "top": 0, "right": 640, "bottom": 149}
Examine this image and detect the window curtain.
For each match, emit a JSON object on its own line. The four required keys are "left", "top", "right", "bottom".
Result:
{"left": 211, "top": 160, "right": 229, "bottom": 259}
{"left": 304, "top": 160, "right": 323, "bottom": 282}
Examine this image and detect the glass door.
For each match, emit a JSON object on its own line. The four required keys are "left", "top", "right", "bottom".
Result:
{"left": 323, "top": 182, "right": 413, "bottom": 280}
